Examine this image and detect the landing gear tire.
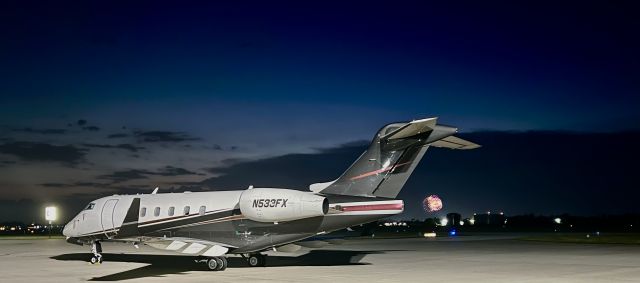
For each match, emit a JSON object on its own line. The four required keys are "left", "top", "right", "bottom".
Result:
{"left": 247, "top": 254, "right": 266, "bottom": 267}
{"left": 206, "top": 258, "right": 218, "bottom": 270}
{"left": 206, "top": 257, "right": 227, "bottom": 271}
{"left": 216, "top": 257, "right": 227, "bottom": 271}
{"left": 90, "top": 242, "right": 103, "bottom": 264}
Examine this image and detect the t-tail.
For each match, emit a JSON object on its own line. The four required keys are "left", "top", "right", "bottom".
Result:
{"left": 312, "top": 117, "right": 479, "bottom": 198}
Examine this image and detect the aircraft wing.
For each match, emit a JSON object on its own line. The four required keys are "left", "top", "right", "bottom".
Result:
{"left": 429, "top": 135, "right": 481, "bottom": 150}
{"left": 143, "top": 237, "right": 236, "bottom": 257}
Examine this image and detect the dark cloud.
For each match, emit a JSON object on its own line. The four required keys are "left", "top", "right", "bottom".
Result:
{"left": 39, "top": 181, "right": 112, "bottom": 188}
{"left": 202, "top": 142, "right": 365, "bottom": 190}
{"left": 158, "top": 166, "right": 204, "bottom": 176}
{"left": 134, "top": 131, "right": 200, "bottom": 143}
{"left": 11, "top": 128, "right": 67, "bottom": 134}
{"left": 97, "top": 169, "right": 152, "bottom": 183}
{"left": 82, "top": 126, "right": 100, "bottom": 131}
{"left": 77, "top": 119, "right": 87, "bottom": 126}
{"left": 202, "top": 131, "right": 640, "bottom": 217}
{"left": 81, "top": 143, "right": 145, "bottom": 152}
{"left": 313, "top": 140, "right": 368, "bottom": 154}
{"left": 0, "top": 142, "right": 86, "bottom": 164}
{"left": 107, "top": 133, "right": 129, "bottom": 138}
{"left": 39, "top": 183, "right": 68, "bottom": 188}
{"left": 98, "top": 166, "right": 203, "bottom": 183}
{"left": 74, "top": 182, "right": 108, "bottom": 187}
{"left": 204, "top": 158, "right": 249, "bottom": 174}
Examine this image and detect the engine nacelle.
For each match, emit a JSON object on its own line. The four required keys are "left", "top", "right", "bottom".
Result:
{"left": 239, "top": 188, "right": 329, "bottom": 223}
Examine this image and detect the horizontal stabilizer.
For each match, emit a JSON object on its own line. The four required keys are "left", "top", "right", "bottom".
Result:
{"left": 430, "top": 136, "right": 481, "bottom": 150}
{"left": 382, "top": 117, "right": 437, "bottom": 140}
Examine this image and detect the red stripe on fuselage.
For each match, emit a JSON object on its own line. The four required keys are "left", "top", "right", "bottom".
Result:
{"left": 339, "top": 203, "right": 404, "bottom": 212}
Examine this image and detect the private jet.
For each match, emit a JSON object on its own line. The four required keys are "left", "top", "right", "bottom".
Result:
{"left": 63, "top": 117, "right": 479, "bottom": 271}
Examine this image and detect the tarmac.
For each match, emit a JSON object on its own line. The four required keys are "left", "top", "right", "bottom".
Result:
{"left": 1, "top": 235, "right": 639, "bottom": 282}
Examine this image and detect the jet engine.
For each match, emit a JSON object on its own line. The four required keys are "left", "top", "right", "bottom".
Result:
{"left": 239, "top": 188, "right": 329, "bottom": 223}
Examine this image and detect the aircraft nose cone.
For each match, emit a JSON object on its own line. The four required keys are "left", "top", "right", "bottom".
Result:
{"left": 62, "top": 223, "right": 70, "bottom": 237}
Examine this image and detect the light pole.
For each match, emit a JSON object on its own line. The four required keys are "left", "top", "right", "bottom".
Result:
{"left": 45, "top": 207, "right": 57, "bottom": 239}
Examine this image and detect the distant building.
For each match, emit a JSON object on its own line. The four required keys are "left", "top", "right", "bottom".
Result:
{"left": 447, "top": 213, "right": 461, "bottom": 226}
{"left": 473, "top": 212, "right": 506, "bottom": 226}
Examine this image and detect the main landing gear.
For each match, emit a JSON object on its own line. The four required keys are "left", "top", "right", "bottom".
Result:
{"left": 90, "top": 241, "right": 103, "bottom": 264}
{"left": 246, "top": 253, "right": 266, "bottom": 267}
{"left": 204, "top": 256, "right": 228, "bottom": 271}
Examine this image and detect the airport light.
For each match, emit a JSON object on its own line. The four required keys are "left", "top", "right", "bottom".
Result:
{"left": 45, "top": 206, "right": 57, "bottom": 238}
{"left": 45, "top": 206, "right": 57, "bottom": 222}
{"left": 469, "top": 218, "right": 475, "bottom": 225}
{"left": 554, "top": 217, "right": 562, "bottom": 224}
{"left": 440, "top": 217, "right": 448, "bottom": 226}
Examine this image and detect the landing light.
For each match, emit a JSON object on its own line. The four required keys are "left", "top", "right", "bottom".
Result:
{"left": 440, "top": 218, "right": 448, "bottom": 226}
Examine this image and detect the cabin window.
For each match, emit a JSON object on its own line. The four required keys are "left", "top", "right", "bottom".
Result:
{"left": 199, "top": 206, "right": 206, "bottom": 216}
{"left": 140, "top": 207, "right": 147, "bottom": 217}
{"left": 84, "top": 203, "right": 95, "bottom": 210}
{"left": 168, "top": 206, "right": 175, "bottom": 216}
{"left": 183, "top": 206, "right": 190, "bottom": 215}
{"left": 154, "top": 207, "right": 160, "bottom": 217}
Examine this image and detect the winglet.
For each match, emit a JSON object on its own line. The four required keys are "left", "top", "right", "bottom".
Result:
{"left": 151, "top": 187, "right": 159, "bottom": 194}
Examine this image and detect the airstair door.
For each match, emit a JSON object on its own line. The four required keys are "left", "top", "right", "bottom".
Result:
{"left": 101, "top": 199, "right": 119, "bottom": 237}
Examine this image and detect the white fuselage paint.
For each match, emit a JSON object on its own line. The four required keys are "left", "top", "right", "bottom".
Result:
{"left": 63, "top": 190, "right": 243, "bottom": 238}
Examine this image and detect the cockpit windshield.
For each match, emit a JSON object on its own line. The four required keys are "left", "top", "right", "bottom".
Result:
{"left": 84, "top": 203, "right": 96, "bottom": 210}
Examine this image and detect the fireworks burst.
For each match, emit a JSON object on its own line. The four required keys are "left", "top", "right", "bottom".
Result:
{"left": 423, "top": 195, "right": 443, "bottom": 212}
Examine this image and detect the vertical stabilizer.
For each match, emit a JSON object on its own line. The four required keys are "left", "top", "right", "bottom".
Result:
{"left": 316, "top": 118, "right": 478, "bottom": 198}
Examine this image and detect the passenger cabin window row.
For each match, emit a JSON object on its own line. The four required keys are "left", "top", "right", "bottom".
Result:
{"left": 139, "top": 205, "right": 207, "bottom": 218}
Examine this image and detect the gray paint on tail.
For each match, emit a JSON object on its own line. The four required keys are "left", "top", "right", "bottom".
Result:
{"left": 320, "top": 119, "right": 457, "bottom": 198}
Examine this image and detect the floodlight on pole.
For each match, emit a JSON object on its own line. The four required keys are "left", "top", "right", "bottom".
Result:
{"left": 45, "top": 206, "right": 57, "bottom": 238}
{"left": 45, "top": 207, "right": 57, "bottom": 222}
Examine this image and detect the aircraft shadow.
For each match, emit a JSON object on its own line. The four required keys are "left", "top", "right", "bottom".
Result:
{"left": 51, "top": 249, "right": 396, "bottom": 281}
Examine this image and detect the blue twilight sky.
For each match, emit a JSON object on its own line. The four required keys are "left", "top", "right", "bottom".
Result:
{"left": 0, "top": 1, "right": 639, "bottom": 222}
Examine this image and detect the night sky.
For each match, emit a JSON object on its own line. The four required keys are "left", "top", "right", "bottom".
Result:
{"left": 1, "top": 1, "right": 639, "bottom": 223}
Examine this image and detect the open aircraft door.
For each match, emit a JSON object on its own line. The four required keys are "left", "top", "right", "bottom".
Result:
{"left": 101, "top": 199, "right": 119, "bottom": 237}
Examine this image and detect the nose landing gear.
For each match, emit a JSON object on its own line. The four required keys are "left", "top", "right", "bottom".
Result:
{"left": 90, "top": 241, "right": 103, "bottom": 264}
